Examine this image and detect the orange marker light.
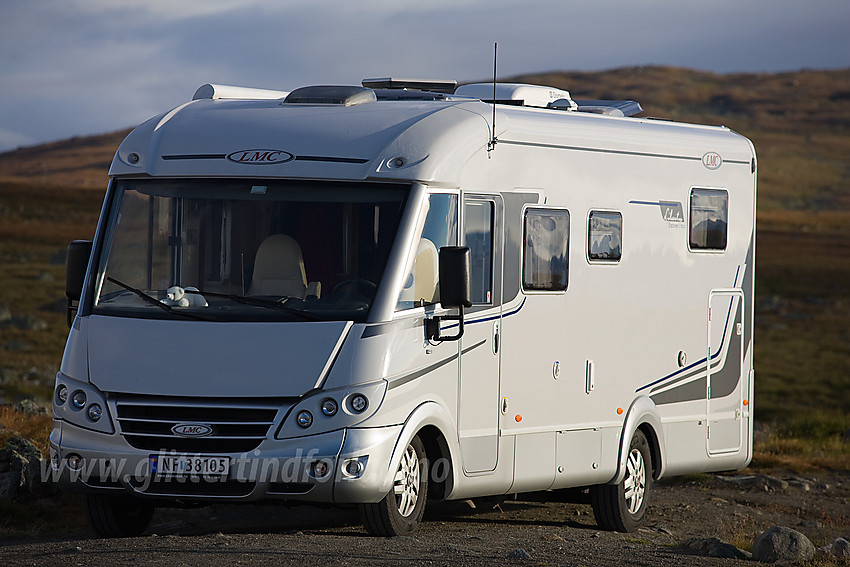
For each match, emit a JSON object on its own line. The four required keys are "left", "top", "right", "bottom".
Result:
{"left": 743, "top": 400, "right": 749, "bottom": 406}
{"left": 616, "top": 407, "right": 624, "bottom": 415}
{"left": 515, "top": 414, "right": 523, "bottom": 423}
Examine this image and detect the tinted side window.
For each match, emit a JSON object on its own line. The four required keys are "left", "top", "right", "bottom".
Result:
{"left": 465, "top": 200, "right": 494, "bottom": 304}
{"left": 690, "top": 189, "right": 728, "bottom": 250}
{"left": 588, "top": 211, "right": 622, "bottom": 262}
{"left": 396, "top": 193, "right": 458, "bottom": 310}
{"left": 523, "top": 208, "right": 569, "bottom": 292}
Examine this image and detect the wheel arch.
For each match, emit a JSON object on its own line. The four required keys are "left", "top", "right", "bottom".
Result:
{"left": 387, "top": 401, "right": 461, "bottom": 501}
{"left": 611, "top": 396, "right": 666, "bottom": 484}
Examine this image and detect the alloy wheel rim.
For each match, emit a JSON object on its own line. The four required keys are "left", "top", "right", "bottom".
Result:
{"left": 393, "top": 444, "right": 420, "bottom": 517}
{"left": 623, "top": 447, "right": 646, "bottom": 514}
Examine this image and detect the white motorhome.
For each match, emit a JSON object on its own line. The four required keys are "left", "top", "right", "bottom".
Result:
{"left": 54, "top": 78, "right": 756, "bottom": 537}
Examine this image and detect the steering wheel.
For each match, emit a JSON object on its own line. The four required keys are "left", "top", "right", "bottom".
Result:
{"left": 332, "top": 278, "right": 377, "bottom": 298}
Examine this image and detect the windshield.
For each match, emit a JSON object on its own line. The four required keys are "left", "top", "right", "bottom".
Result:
{"left": 92, "top": 179, "right": 409, "bottom": 322}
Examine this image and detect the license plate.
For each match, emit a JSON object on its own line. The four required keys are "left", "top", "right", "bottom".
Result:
{"left": 150, "top": 455, "right": 230, "bottom": 478}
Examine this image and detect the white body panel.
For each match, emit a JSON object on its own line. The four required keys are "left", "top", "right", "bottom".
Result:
{"left": 53, "top": 82, "right": 756, "bottom": 507}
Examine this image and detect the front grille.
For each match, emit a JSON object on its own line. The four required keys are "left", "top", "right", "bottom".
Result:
{"left": 115, "top": 397, "right": 287, "bottom": 454}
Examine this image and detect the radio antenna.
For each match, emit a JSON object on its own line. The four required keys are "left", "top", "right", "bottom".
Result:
{"left": 488, "top": 42, "right": 498, "bottom": 155}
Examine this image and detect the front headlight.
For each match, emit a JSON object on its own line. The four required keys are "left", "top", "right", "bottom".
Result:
{"left": 53, "top": 373, "right": 114, "bottom": 434}
{"left": 275, "top": 380, "right": 387, "bottom": 439}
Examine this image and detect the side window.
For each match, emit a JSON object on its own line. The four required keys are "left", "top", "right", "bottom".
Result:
{"left": 523, "top": 208, "right": 569, "bottom": 292}
{"left": 689, "top": 188, "right": 728, "bottom": 251}
{"left": 588, "top": 210, "right": 622, "bottom": 262}
{"left": 464, "top": 201, "right": 494, "bottom": 304}
{"left": 396, "top": 193, "right": 458, "bottom": 310}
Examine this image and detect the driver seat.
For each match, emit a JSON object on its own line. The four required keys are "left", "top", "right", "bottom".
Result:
{"left": 249, "top": 234, "right": 310, "bottom": 298}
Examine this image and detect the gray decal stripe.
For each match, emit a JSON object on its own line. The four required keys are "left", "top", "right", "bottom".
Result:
{"left": 161, "top": 154, "right": 226, "bottom": 160}
{"left": 387, "top": 339, "right": 487, "bottom": 390}
{"left": 500, "top": 140, "right": 753, "bottom": 167}
{"left": 637, "top": 259, "right": 747, "bottom": 394}
{"left": 361, "top": 318, "right": 419, "bottom": 339}
{"left": 651, "top": 301, "right": 744, "bottom": 405}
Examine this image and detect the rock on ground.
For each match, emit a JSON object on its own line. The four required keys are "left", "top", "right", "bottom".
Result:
{"left": 752, "top": 526, "right": 815, "bottom": 563}
{"left": 818, "top": 537, "right": 850, "bottom": 559}
{"left": 682, "top": 537, "right": 751, "bottom": 560}
{"left": 0, "top": 436, "right": 49, "bottom": 501}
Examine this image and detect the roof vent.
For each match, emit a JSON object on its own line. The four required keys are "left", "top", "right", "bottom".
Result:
{"left": 574, "top": 100, "right": 643, "bottom": 117}
{"left": 455, "top": 83, "right": 577, "bottom": 110}
{"left": 193, "top": 84, "right": 289, "bottom": 100}
{"left": 283, "top": 86, "right": 377, "bottom": 106}
{"left": 362, "top": 78, "right": 457, "bottom": 94}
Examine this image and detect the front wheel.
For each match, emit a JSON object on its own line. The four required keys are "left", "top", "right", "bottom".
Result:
{"left": 83, "top": 494, "right": 154, "bottom": 538}
{"left": 359, "top": 436, "right": 428, "bottom": 536}
{"left": 590, "top": 429, "right": 652, "bottom": 532}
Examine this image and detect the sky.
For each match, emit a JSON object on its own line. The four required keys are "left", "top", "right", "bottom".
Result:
{"left": 1, "top": 0, "right": 848, "bottom": 153}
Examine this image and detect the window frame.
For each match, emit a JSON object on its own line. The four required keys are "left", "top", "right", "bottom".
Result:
{"left": 463, "top": 198, "right": 496, "bottom": 306}
{"left": 586, "top": 209, "right": 623, "bottom": 264}
{"left": 521, "top": 205, "right": 570, "bottom": 295}
{"left": 687, "top": 187, "right": 729, "bottom": 253}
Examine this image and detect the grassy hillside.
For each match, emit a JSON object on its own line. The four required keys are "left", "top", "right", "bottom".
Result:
{"left": 0, "top": 67, "right": 848, "bottom": 440}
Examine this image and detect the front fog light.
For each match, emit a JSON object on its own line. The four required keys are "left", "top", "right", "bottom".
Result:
{"left": 311, "top": 460, "right": 330, "bottom": 478}
{"left": 343, "top": 458, "right": 366, "bottom": 478}
{"left": 321, "top": 398, "right": 338, "bottom": 416}
{"left": 350, "top": 394, "right": 368, "bottom": 413}
{"left": 72, "top": 391, "right": 87, "bottom": 409}
{"left": 56, "top": 385, "right": 68, "bottom": 405}
{"left": 67, "top": 454, "right": 83, "bottom": 470}
{"left": 87, "top": 403, "right": 103, "bottom": 422}
{"left": 296, "top": 410, "right": 313, "bottom": 428}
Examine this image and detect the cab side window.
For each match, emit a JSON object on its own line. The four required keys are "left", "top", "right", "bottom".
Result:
{"left": 396, "top": 193, "right": 458, "bottom": 310}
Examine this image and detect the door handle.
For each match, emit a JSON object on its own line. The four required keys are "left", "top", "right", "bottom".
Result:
{"left": 492, "top": 321, "right": 500, "bottom": 354}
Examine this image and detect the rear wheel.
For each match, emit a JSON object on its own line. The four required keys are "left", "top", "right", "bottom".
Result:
{"left": 590, "top": 429, "right": 652, "bottom": 532}
{"left": 83, "top": 494, "right": 154, "bottom": 538}
{"left": 359, "top": 436, "right": 428, "bottom": 536}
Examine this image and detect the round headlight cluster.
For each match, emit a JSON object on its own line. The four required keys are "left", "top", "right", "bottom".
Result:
{"left": 293, "top": 392, "right": 369, "bottom": 429}
{"left": 55, "top": 384, "right": 104, "bottom": 423}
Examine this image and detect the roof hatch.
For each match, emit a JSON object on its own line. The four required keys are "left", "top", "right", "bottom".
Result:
{"left": 283, "top": 86, "right": 377, "bottom": 106}
{"left": 361, "top": 78, "right": 458, "bottom": 94}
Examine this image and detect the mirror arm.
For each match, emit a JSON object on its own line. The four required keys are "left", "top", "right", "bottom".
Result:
{"left": 426, "top": 309, "right": 465, "bottom": 342}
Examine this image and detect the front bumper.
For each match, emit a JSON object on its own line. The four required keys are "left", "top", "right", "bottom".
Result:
{"left": 50, "top": 420, "right": 403, "bottom": 504}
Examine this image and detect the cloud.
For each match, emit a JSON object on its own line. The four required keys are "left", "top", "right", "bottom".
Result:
{"left": 0, "top": 0, "right": 848, "bottom": 153}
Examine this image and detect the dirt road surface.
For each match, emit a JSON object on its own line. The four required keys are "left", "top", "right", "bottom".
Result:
{"left": 3, "top": 471, "right": 848, "bottom": 566}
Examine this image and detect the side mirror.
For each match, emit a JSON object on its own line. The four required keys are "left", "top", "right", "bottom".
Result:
{"left": 437, "top": 246, "right": 472, "bottom": 309}
{"left": 426, "top": 246, "right": 471, "bottom": 342}
{"left": 65, "top": 240, "right": 92, "bottom": 327}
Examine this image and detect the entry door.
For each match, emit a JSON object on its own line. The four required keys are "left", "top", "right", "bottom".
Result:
{"left": 707, "top": 289, "right": 745, "bottom": 454}
{"left": 458, "top": 196, "right": 503, "bottom": 473}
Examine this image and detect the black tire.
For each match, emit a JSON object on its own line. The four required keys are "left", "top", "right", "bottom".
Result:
{"left": 359, "top": 436, "right": 428, "bottom": 536}
{"left": 83, "top": 494, "right": 154, "bottom": 538}
{"left": 590, "top": 429, "right": 652, "bottom": 532}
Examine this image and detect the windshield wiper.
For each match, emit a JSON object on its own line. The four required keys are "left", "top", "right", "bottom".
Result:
{"left": 105, "top": 277, "right": 213, "bottom": 321}
{"left": 185, "top": 289, "right": 322, "bottom": 321}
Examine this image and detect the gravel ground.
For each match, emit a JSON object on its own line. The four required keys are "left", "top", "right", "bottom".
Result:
{"left": 3, "top": 470, "right": 849, "bottom": 566}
